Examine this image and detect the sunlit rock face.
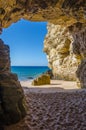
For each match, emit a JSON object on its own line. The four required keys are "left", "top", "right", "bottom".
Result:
{"left": 0, "top": 39, "right": 26, "bottom": 125}
{"left": 44, "top": 21, "right": 86, "bottom": 88}
{"left": 0, "top": 0, "right": 85, "bottom": 28}
{"left": 44, "top": 23, "right": 81, "bottom": 81}
{"left": 0, "top": 0, "right": 85, "bottom": 86}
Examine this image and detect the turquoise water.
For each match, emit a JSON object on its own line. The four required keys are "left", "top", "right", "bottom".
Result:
{"left": 11, "top": 66, "right": 50, "bottom": 81}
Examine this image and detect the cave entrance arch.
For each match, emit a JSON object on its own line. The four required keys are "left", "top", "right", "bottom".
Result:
{"left": 0, "top": 0, "right": 85, "bottom": 88}
{"left": 0, "top": 19, "right": 81, "bottom": 84}
{"left": 0, "top": 0, "right": 85, "bottom": 127}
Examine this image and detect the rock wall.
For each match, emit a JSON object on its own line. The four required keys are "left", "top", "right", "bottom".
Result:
{"left": 0, "top": 0, "right": 85, "bottom": 86}
{"left": 0, "top": 0, "right": 86, "bottom": 125}
{"left": 44, "top": 22, "right": 86, "bottom": 88}
{"left": 0, "top": 0, "right": 86, "bottom": 84}
{"left": 0, "top": 39, "right": 10, "bottom": 72}
{"left": 0, "top": 0, "right": 85, "bottom": 28}
{"left": 44, "top": 23, "right": 81, "bottom": 81}
{"left": 0, "top": 39, "right": 26, "bottom": 125}
{"left": 68, "top": 23, "right": 86, "bottom": 88}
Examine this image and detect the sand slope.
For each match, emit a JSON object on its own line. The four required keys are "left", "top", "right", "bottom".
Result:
{"left": 5, "top": 80, "right": 86, "bottom": 130}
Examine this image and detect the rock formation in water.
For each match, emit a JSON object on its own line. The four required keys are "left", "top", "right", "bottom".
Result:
{"left": 0, "top": 39, "right": 26, "bottom": 125}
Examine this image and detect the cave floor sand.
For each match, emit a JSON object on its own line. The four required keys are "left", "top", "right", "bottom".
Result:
{"left": 5, "top": 80, "right": 86, "bottom": 130}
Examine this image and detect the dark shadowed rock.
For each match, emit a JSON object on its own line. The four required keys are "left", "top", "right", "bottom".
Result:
{"left": 27, "top": 77, "right": 33, "bottom": 79}
{"left": 44, "top": 69, "right": 54, "bottom": 79}
{"left": 76, "top": 60, "right": 86, "bottom": 88}
{"left": 68, "top": 23, "right": 86, "bottom": 88}
{"left": 0, "top": 39, "right": 10, "bottom": 72}
{"left": 0, "top": 39, "right": 26, "bottom": 125}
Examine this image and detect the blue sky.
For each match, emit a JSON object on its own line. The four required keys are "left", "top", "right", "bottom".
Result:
{"left": 0, "top": 19, "right": 48, "bottom": 66}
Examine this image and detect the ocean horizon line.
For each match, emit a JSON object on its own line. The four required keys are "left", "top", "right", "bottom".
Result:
{"left": 11, "top": 66, "right": 50, "bottom": 80}
{"left": 11, "top": 66, "right": 48, "bottom": 67}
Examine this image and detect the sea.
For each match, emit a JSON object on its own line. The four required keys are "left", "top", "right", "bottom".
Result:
{"left": 11, "top": 66, "right": 50, "bottom": 81}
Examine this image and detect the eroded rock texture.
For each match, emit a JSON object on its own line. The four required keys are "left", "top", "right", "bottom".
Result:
{"left": 0, "top": 39, "right": 26, "bottom": 125}
{"left": 0, "top": 39, "right": 10, "bottom": 72}
{"left": 44, "top": 21, "right": 86, "bottom": 88}
{"left": 68, "top": 23, "right": 86, "bottom": 88}
{"left": 44, "top": 23, "right": 81, "bottom": 81}
{"left": 32, "top": 74, "right": 50, "bottom": 86}
{"left": 0, "top": 0, "right": 85, "bottom": 28}
{"left": 0, "top": 0, "right": 85, "bottom": 127}
{"left": 0, "top": 1, "right": 85, "bottom": 87}
{"left": 44, "top": 22, "right": 86, "bottom": 88}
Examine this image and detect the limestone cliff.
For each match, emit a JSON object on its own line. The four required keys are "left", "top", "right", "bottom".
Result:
{"left": 44, "top": 23, "right": 81, "bottom": 81}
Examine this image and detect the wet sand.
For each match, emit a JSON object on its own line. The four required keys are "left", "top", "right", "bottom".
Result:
{"left": 5, "top": 80, "right": 86, "bottom": 130}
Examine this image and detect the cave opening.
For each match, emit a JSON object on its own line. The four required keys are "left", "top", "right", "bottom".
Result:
{"left": 0, "top": 19, "right": 50, "bottom": 81}
{"left": 0, "top": 0, "right": 86, "bottom": 128}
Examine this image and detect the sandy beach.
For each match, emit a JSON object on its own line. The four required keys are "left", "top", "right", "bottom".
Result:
{"left": 21, "top": 80, "right": 79, "bottom": 93}
{"left": 5, "top": 80, "right": 86, "bottom": 130}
